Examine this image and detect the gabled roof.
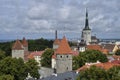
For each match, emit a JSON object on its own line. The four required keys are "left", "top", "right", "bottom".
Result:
{"left": 87, "top": 44, "right": 102, "bottom": 51}
{"left": 12, "top": 39, "right": 24, "bottom": 50}
{"left": 53, "top": 39, "right": 61, "bottom": 45}
{"left": 77, "top": 61, "right": 120, "bottom": 72}
{"left": 28, "top": 51, "right": 44, "bottom": 59}
{"left": 102, "top": 44, "right": 115, "bottom": 52}
{"left": 56, "top": 36, "right": 72, "bottom": 54}
{"left": 22, "top": 37, "right": 28, "bottom": 47}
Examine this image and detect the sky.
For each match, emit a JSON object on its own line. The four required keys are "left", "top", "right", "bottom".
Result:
{"left": 0, "top": 0, "right": 120, "bottom": 40}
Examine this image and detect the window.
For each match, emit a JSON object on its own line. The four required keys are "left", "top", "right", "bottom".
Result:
{"left": 66, "top": 55, "right": 68, "bottom": 58}
{"left": 60, "top": 56, "right": 62, "bottom": 58}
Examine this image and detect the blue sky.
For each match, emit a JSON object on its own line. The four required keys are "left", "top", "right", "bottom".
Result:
{"left": 0, "top": 0, "right": 120, "bottom": 40}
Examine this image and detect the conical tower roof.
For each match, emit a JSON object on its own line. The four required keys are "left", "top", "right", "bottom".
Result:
{"left": 12, "top": 39, "right": 23, "bottom": 50}
{"left": 22, "top": 37, "right": 28, "bottom": 47}
{"left": 56, "top": 36, "right": 72, "bottom": 54}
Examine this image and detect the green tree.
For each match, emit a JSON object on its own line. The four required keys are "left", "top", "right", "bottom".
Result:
{"left": 0, "top": 50, "right": 6, "bottom": 60}
{"left": 77, "top": 66, "right": 109, "bottom": 80}
{"left": 0, "top": 75, "right": 14, "bottom": 80}
{"left": 0, "top": 57, "right": 27, "bottom": 80}
{"left": 73, "top": 50, "right": 108, "bottom": 70}
{"left": 115, "top": 49, "right": 120, "bottom": 55}
{"left": 41, "top": 48, "right": 54, "bottom": 68}
{"left": 26, "top": 59, "right": 40, "bottom": 79}
{"left": 107, "top": 66, "right": 120, "bottom": 80}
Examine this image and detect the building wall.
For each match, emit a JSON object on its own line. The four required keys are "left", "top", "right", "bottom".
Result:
{"left": 56, "top": 54, "right": 72, "bottom": 73}
{"left": 12, "top": 50, "right": 24, "bottom": 59}
{"left": 79, "top": 47, "right": 86, "bottom": 52}
{"left": 52, "top": 58, "right": 56, "bottom": 69}
{"left": 34, "top": 56, "right": 41, "bottom": 66}
{"left": 53, "top": 44, "right": 59, "bottom": 50}
{"left": 82, "top": 30, "right": 91, "bottom": 45}
{"left": 23, "top": 47, "right": 28, "bottom": 51}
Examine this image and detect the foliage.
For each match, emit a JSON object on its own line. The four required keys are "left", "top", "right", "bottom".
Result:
{"left": 41, "top": 48, "right": 54, "bottom": 68}
{"left": 0, "top": 38, "right": 53, "bottom": 56}
{"left": 0, "top": 74, "right": 14, "bottom": 80}
{"left": 0, "top": 42, "right": 13, "bottom": 56}
{"left": 107, "top": 66, "right": 120, "bottom": 80}
{"left": 115, "top": 49, "right": 120, "bottom": 55}
{"left": 28, "top": 38, "right": 53, "bottom": 51}
{"left": 77, "top": 66, "right": 109, "bottom": 80}
{"left": 73, "top": 50, "right": 108, "bottom": 70}
{"left": 0, "top": 50, "right": 6, "bottom": 60}
{"left": 0, "top": 57, "right": 27, "bottom": 80}
{"left": 77, "top": 66, "right": 120, "bottom": 80}
{"left": 26, "top": 59, "right": 40, "bottom": 79}
{"left": 0, "top": 57, "right": 40, "bottom": 80}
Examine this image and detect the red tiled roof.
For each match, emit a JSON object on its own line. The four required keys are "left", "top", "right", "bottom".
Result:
{"left": 87, "top": 45, "right": 102, "bottom": 51}
{"left": 87, "top": 44, "right": 109, "bottom": 54}
{"left": 12, "top": 39, "right": 24, "bottom": 50}
{"left": 71, "top": 51, "right": 79, "bottom": 56}
{"left": 28, "top": 51, "right": 44, "bottom": 59}
{"left": 111, "top": 60, "right": 120, "bottom": 64}
{"left": 56, "top": 36, "right": 72, "bottom": 54}
{"left": 113, "top": 55, "right": 120, "bottom": 60}
{"left": 22, "top": 37, "right": 28, "bottom": 47}
{"left": 53, "top": 39, "right": 61, "bottom": 45}
{"left": 76, "top": 61, "right": 120, "bottom": 72}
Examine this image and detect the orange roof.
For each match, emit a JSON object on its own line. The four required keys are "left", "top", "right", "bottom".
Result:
{"left": 87, "top": 45, "right": 102, "bottom": 51}
{"left": 53, "top": 39, "right": 61, "bottom": 45}
{"left": 28, "top": 51, "right": 44, "bottom": 59}
{"left": 102, "top": 49, "right": 109, "bottom": 55}
{"left": 22, "top": 37, "right": 28, "bottom": 47}
{"left": 76, "top": 61, "right": 120, "bottom": 72}
{"left": 113, "top": 55, "right": 120, "bottom": 60}
{"left": 56, "top": 36, "right": 72, "bottom": 54}
{"left": 12, "top": 39, "right": 24, "bottom": 50}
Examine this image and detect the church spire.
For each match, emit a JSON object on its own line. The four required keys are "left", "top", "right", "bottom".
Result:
{"left": 84, "top": 8, "right": 91, "bottom": 30}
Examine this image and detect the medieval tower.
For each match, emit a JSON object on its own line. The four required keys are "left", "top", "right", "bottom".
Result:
{"left": 12, "top": 37, "right": 28, "bottom": 60}
{"left": 82, "top": 9, "right": 91, "bottom": 45}
{"left": 55, "top": 36, "right": 72, "bottom": 73}
{"left": 12, "top": 39, "right": 24, "bottom": 59}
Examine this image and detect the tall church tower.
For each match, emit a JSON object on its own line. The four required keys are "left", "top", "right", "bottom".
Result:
{"left": 82, "top": 9, "right": 91, "bottom": 45}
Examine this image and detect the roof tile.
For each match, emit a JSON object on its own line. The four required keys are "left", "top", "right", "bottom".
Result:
{"left": 56, "top": 36, "right": 72, "bottom": 54}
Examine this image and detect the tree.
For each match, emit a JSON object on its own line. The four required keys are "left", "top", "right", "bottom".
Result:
{"left": 115, "top": 49, "right": 120, "bottom": 55}
{"left": 0, "top": 75, "right": 14, "bottom": 80}
{"left": 0, "top": 57, "right": 27, "bottom": 80}
{"left": 77, "top": 66, "right": 109, "bottom": 80}
{"left": 26, "top": 59, "right": 40, "bottom": 79}
{"left": 73, "top": 50, "right": 108, "bottom": 70}
{"left": 41, "top": 48, "right": 54, "bottom": 68}
{"left": 107, "top": 66, "right": 120, "bottom": 80}
{"left": 0, "top": 49, "right": 6, "bottom": 60}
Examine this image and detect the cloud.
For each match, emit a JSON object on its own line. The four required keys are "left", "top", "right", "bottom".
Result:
{"left": 0, "top": 0, "right": 120, "bottom": 39}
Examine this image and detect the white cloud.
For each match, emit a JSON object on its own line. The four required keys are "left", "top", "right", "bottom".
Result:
{"left": 0, "top": 0, "right": 120, "bottom": 39}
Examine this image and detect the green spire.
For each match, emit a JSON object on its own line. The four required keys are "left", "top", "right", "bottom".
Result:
{"left": 84, "top": 8, "right": 91, "bottom": 30}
